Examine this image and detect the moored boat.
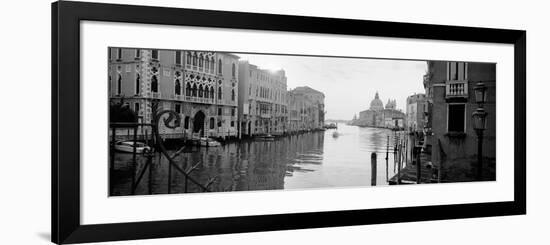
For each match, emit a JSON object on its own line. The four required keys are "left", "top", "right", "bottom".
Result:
{"left": 114, "top": 141, "right": 151, "bottom": 154}
{"left": 199, "top": 137, "right": 221, "bottom": 147}
{"left": 255, "top": 134, "right": 276, "bottom": 141}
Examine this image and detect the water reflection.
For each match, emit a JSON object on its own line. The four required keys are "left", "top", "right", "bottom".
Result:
{"left": 111, "top": 125, "right": 399, "bottom": 196}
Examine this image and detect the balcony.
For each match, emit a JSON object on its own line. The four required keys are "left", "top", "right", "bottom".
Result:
{"left": 151, "top": 92, "right": 162, "bottom": 99}
{"left": 445, "top": 80, "right": 468, "bottom": 99}
{"left": 184, "top": 65, "right": 199, "bottom": 71}
{"left": 185, "top": 96, "right": 214, "bottom": 104}
{"left": 172, "top": 94, "right": 184, "bottom": 101}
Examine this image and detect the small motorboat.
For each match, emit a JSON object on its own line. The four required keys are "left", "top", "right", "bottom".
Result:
{"left": 199, "top": 137, "right": 221, "bottom": 147}
{"left": 114, "top": 141, "right": 151, "bottom": 154}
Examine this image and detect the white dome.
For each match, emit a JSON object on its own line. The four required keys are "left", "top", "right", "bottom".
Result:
{"left": 369, "top": 92, "right": 384, "bottom": 110}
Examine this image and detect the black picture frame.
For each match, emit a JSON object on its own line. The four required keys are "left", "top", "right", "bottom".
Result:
{"left": 52, "top": 1, "right": 526, "bottom": 244}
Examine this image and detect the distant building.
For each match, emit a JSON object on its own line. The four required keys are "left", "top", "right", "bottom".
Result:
{"left": 406, "top": 93, "right": 427, "bottom": 132}
{"left": 356, "top": 92, "right": 405, "bottom": 128}
{"left": 238, "top": 61, "right": 288, "bottom": 136}
{"left": 288, "top": 92, "right": 312, "bottom": 132}
{"left": 288, "top": 86, "right": 325, "bottom": 132}
{"left": 424, "top": 61, "right": 496, "bottom": 181}
{"left": 108, "top": 48, "right": 239, "bottom": 139}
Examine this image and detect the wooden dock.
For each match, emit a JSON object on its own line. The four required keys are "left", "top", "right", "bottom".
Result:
{"left": 388, "top": 143, "right": 437, "bottom": 185}
{"left": 388, "top": 162, "right": 437, "bottom": 184}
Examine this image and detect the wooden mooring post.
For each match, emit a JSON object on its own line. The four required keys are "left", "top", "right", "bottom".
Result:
{"left": 148, "top": 154, "right": 153, "bottom": 195}
{"left": 393, "top": 132, "right": 397, "bottom": 173}
{"left": 130, "top": 126, "right": 137, "bottom": 195}
{"left": 404, "top": 134, "right": 408, "bottom": 166}
{"left": 371, "top": 152, "right": 377, "bottom": 186}
{"left": 146, "top": 129, "right": 153, "bottom": 195}
{"left": 416, "top": 146, "right": 421, "bottom": 184}
{"left": 167, "top": 155, "right": 172, "bottom": 194}
{"left": 386, "top": 135, "right": 389, "bottom": 182}
{"left": 397, "top": 137, "right": 401, "bottom": 184}
{"left": 109, "top": 126, "right": 116, "bottom": 195}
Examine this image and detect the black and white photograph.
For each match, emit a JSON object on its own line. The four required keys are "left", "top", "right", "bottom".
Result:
{"left": 108, "top": 48, "right": 496, "bottom": 196}
{"left": 4, "top": 0, "right": 545, "bottom": 244}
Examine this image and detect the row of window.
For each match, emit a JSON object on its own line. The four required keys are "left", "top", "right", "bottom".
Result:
{"left": 114, "top": 73, "right": 236, "bottom": 102}
{"left": 252, "top": 103, "right": 287, "bottom": 114}
{"left": 111, "top": 48, "right": 238, "bottom": 78}
{"left": 252, "top": 118, "right": 287, "bottom": 127}
{"left": 114, "top": 48, "right": 141, "bottom": 60}
{"left": 250, "top": 70, "right": 283, "bottom": 84}
{"left": 171, "top": 104, "right": 236, "bottom": 117}
{"left": 175, "top": 117, "right": 237, "bottom": 130}
{"left": 185, "top": 52, "right": 220, "bottom": 74}
{"left": 252, "top": 85, "right": 286, "bottom": 101}
{"left": 172, "top": 110, "right": 236, "bottom": 129}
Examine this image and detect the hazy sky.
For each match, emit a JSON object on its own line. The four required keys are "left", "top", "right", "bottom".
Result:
{"left": 237, "top": 53, "right": 427, "bottom": 120}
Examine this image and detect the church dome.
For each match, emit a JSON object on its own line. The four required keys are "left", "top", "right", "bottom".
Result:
{"left": 369, "top": 92, "right": 384, "bottom": 110}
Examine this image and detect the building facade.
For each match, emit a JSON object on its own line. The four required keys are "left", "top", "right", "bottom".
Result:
{"left": 406, "top": 93, "right": 427, "bottom": 132}
{"left": 356, "top": 92, "right": 405, "bottom": 129}
{"left": 238, "top": 61, "right": 288, "bottom": 136}
{"left": 423, "top": 61, "right": 496, "bottom": 181}
{"left": 287, "top": 86, "right": 325, "bottom": 132}
{"left": 108, "top": 47, "right": 239, "bottom": 139}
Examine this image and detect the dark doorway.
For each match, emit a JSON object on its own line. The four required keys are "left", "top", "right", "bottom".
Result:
{"left": 193, "top": 111, "right": 205, "bottom": 137}
{"left": 247, "top": 121, "right": 251, "bottom": 136}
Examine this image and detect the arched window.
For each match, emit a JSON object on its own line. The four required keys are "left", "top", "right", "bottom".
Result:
{"left": 209, "top": 118, "right": 215, "bottom": 129}
{"left": 218, "top": 59, "right": 222, "bottom": 74}
{"left": 192, "top": 84, "right": 197, "bottom": 97}
{"left": 174, "top": 79, "right": 181, "bottom": 95}
{"left": 204, "top": 86, "right": 209, "bottom": 98}
{"left": 217, "top": 87, "right": 222, "bottom": 100}
{"left": 185, "top": 83, "right": 191, "bottom": 96}
{"left": 117, "top": 74, "right": 122, "bottom": 95}
{"left": 192, "top": 53, "right": 197, "bottom": 66}
{"left": 231, "top": 89, "right": 235, "bottom": 101}
{"left": 186, "top": 52, "right": 192, "bottom": 64}
{"left": 135, "top": 73, "right": 140, "bottom": 95}
{"left": 151, "top": 75, "right": 158, "bottom": 93}
{"left": 210, "top": 87, "right": 215, "bottom": 99}
{"left": 232, "top": 63, "right": 236, "bottom": 77}
{"left": 205, "top": 58, "right": 209, "bottom": 70}
{"left": 198, "top": 85, "right": 203, "bottom": 97}
{"left": 210, "top": 59, "right": 215, "bottom": 73}
{"left": 198, "top": 54, "right": 203, "bottom": 68}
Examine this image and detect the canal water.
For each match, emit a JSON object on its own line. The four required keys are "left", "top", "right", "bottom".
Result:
{"left": 111, "top": 124, "right": 402, "bottom": 196}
